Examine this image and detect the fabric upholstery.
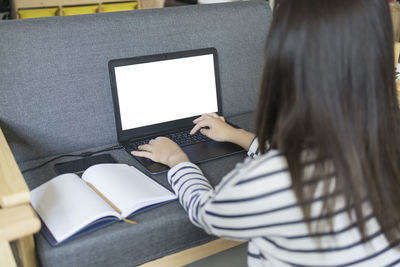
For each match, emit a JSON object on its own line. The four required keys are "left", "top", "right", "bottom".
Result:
{"left": 0, "top": 1, "right": 271, "bottom": 266}
{"left": 0, "top": 1, "right": 270, "bottom": 162}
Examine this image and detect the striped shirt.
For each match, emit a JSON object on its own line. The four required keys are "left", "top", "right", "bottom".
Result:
{"left": 167, "top": 138, "right": 400, "bottom": 266}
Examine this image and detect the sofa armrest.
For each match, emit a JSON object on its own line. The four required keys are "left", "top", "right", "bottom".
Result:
{"left": 0, "top": 128, "right": 30, "bottom": 208}
{"left": 0, "top": 205, "right": 41, "bottom": 242}
{"left": 0, "top": 128, "right": 41, "bottom": 267}
{"left": 139, "top": 239, "right": 244, "bottom": 267}
{"left": 0, "top": 204, "right": 41, "bottom": 267}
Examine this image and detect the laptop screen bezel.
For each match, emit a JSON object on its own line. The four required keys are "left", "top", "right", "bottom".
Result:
{"left": 108, "top": 47, "right": 223, "bottom": 143}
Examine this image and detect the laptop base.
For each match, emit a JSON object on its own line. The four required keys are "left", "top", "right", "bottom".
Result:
{"left": 127, "top": 140, "right": 245, "bottom": 174}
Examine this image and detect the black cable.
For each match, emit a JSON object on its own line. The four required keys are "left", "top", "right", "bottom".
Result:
{"left": 21, "top": 145, "right": 123, "bottom": 173}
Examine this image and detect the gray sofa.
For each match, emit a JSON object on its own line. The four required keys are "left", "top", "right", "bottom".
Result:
{"left": 0, "top": 1, "right": 271, "bottom": 266}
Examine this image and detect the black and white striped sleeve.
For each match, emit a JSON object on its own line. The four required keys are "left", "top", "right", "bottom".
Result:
{"left": 167, "top": 144, "right": 400, "bottom": 266}
{"left": 247, "top": 137, "right": 260, "bottom": 159}
{"left": 167, "top": 148, "right": 289, "bottom": 240}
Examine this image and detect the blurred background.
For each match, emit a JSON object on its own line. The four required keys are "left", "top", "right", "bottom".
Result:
{"left": 0, "top": 0, "right": 273, "bottom": 20}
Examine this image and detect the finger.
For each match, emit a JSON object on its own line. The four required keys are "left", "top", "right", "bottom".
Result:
{"left": 202, "top": 114, "right": 214, "bottom": 120}
{"left": 193, "top": 115, "right": 206, "bottom": 124}
{"left": 138, "top": 144, "right": 153, "bottom": 152}
{"left": 151, "top": 137, "right": 165, "bottom": 144}
{"left": 209, "top": 113, "right": 219, "bottom": 118}
{"left": 190, "top": 124, "right": 202, "bottom": 135}
{"left": 131, "top": 150, "right": 154, "bottom": 160}
{"left": 209, "top": 113, "right": 225, "bottom": 121}
{"left": 190, "top": 120, "right": 209, "bottom": 135}
{"left": 200, "top": 128, "right": 211, "bottom": 137}
{"left": 149, "top": 139, "right": 156, "bottom": 145}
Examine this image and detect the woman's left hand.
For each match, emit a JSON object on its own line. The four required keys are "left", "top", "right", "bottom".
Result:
{"left": 131, "top": 137, "right": 190, "bottom": 168}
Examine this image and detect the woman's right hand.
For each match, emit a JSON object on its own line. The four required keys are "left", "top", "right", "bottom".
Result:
{"left": 191, "top": 113, "right": 256, "bottom": 151}
{"left": 190, "top": 113, "right": 235, "bottom": 142}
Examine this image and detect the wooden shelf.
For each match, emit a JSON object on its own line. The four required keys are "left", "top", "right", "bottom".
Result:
{"left": 11, "top": 0, "right": 167, "bottom": 19}
{"left": 12, "top": 0, "right": 140, "bottom": 19}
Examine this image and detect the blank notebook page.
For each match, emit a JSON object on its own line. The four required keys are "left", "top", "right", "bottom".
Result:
{"left": 30, "top": 173, "right": 119, "bottom": 242}
{"left": 82, "top": 164, "right": 176, "bottom": 218}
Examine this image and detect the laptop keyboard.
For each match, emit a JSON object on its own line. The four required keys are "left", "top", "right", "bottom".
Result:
{"left": 126, "top": 129, "right": 211, "bottom": 151}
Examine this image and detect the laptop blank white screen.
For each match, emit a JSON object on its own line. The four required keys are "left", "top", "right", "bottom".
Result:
{"left": 115, "top": 54, "right": 219, "bottom": 131}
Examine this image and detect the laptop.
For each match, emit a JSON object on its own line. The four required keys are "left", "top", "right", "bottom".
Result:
{"left": 108, "top": 48, "right": 243, "bottom": 174}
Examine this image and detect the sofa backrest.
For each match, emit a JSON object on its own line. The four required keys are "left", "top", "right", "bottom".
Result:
{"left": 0, "top": 1, "right": 271, "bottom": 162}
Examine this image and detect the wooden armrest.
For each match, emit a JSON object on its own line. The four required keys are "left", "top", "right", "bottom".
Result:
{"left": 391, "top": 5, "right": 400, "bottom": 43}
{"left": 0, "top": 204, "right": 40, "bottom": 242}
{"left": 0, "top": 128, "right": 30, "bottom": 208}
{"left": 140, "top": 239, "right": 245, "bottom": 267}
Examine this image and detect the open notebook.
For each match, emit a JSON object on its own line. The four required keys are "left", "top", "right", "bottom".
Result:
{"left": 30, "top": 163, "right": 176, "bottom": 246}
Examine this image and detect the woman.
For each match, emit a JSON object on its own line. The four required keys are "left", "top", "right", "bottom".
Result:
{"left": 133, "top": 0, "right": 400, "bottom": 265}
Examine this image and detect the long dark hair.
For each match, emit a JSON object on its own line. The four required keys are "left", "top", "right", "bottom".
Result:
{"left": 256, "top": 0, "right": 400, "bottom": 243}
